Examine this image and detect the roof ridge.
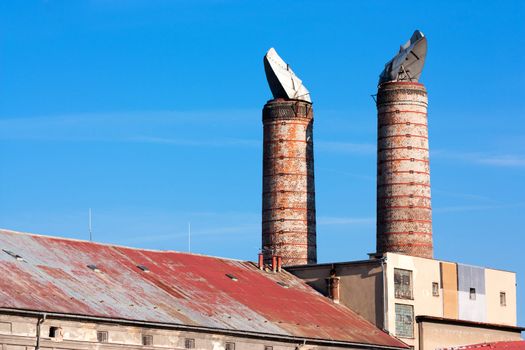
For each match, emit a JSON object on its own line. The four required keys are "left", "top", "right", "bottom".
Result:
{"left": 0, "top": 228, "right": 246, "bottom": 262}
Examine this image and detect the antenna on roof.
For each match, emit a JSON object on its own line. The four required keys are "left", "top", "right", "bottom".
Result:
{"left": 188, "top": 222, "right": 191, "bottom": 253}
{"left": 88, "top": 208, "right": 93, "bottom": 242}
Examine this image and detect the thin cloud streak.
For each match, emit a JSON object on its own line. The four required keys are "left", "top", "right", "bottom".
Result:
{"left": 318, "top": 216, "right": 374, "bottom": 225}
{"left": 434, "top": 202, "right": 525, "bottom": 213}
{"left": 130, "top": 136, "right": 259, "bottom": 148}
{"left": 432, "top": 149, "right": 525, "bottom": 168}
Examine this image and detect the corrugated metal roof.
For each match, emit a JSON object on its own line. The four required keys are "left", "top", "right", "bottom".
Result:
{"left": 0, "top": 229, "right": 406, "bottom": 348}
{"left": 444, "top": 341, "right": 525, "bottom": 350}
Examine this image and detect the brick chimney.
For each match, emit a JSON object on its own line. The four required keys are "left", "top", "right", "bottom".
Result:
{"left": 376, "top": 82, "right": 433, "bottom": 259}
{"left": 262, "top": 99, "right": 317, "bottom": 266}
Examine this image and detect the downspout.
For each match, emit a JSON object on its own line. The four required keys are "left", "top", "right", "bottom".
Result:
{"left": 35, "top": 313, "right": 47, "bottom": 350}
{"left": 380, "top": 256, "right": 388, "bottom": 332}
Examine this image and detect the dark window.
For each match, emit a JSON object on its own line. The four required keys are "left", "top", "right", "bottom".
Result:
{"left": 394, "top": 269, "right": 413, "bottom": 299}
{"left": 225, "top": 342, "right": 235, "bottom": 350}
{"left": 395, "top": 304, "right": 414, "bottom": 338}
{"left": 265, "top": 346, "right": 273, "bottom": 350}
{"left": 500, "top": 292, "right": 507, "bottom": 306}
{"left": 142, "top": 335, "right": 153, "bottom": 346}
{"left": 469, "top": 288, "right": 476, "bottom": 300}
{"left": 97, "top": 331, "right": 108, "bottom": 343}
{"left": 49, "top": 326, "right": 60, "bottom": 338}
{"left": 432, "top": 282, "right": 439, "bottom": 297}
{"left": 185, "top": 338, "right": 195, "bottom": 349}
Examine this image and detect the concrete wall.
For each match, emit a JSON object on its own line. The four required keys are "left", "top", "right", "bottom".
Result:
{"left": 286, "top": 262, "right": 384, "bottom": 328}
{"left": 385, "top": 253, "right": 442, "bottom": 348}
{"left": 418, "top": 320, "right": 522, "bottom": 350}
{"left": 457, "top": 264, "right": 486, "bottom": 323}
{"left": 0, "top": 314, "right": 372, "bottom": 350}
{"left": 485, "top": 268, "right": 517, "bottom": 326}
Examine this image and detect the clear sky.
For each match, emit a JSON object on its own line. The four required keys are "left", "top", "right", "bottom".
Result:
{"left": 0, "top": 1, "right": 524, "bottom": 325}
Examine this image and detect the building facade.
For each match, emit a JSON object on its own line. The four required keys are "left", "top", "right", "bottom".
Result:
{"left": 287, "top": 252, "right": 522, "bottom": 350}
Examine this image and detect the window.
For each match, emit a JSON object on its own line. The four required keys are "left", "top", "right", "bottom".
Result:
{"left": 142, "top": 335, "right": 153, "bottom": 346}
{"left": 500, "top": 292, "right": 507, "bottom": 306}
{"left": 97, "top": 331, "right": 108, "bottom": 343}
{"left": 395, "top": 304, "right": 414, "bottom": 338}
{"left": 49, "top": 326, "right": 63, "bottom": 341}
{"left": 265, "top": 346, "right": 273, "bottom": 350}
{"left": 394, "top": 269, "right": 413, "bottom": 299}
{"left": 225, "top": 342, "right": 236, "bottom": 350}
{"left": 185, "top": 338, "right": 195, "bottom": 349}
{"left": 432, "top": 282, "right": 439, "bottom": 297}
{"left": 469, "top": 288, "right": 476, "bottom": 300}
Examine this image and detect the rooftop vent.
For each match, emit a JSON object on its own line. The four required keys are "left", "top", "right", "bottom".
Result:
{"left": 276, "top": 281, "right": 289, "bottom": 289}
{"left": 2, "top": 249, "right": 25, "bottom": 262}
{"left": 87, "top": 264, "right": 101, "bottom": 273}
{"left": 225, "top": 273, "right": 238, "bottom": 282}
{"left": 137, "top": 264, "right": 149, "bottom": 272}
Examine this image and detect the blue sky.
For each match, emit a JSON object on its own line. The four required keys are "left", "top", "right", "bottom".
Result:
{"left": 0, "top": 1, "right": 524, "bottom": 325}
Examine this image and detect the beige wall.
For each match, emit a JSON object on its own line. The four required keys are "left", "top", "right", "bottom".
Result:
{"left": 385, "top": 253, "right": 443, "bottom": 348}
{"left": 0, "top": 313, "right": 372, "bottom": 350}
{"left": 485, "top": 268, "right": 517, "bottom": 326}
{"left": 418, "top": 321, "right": 522, "bottom": 350}
{"left": 441, "top": 262, "right": 459, "bottom": 319}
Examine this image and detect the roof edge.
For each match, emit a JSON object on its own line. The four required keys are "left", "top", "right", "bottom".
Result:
{"left": 415, "top": 315, "right": 524, "bottom": 332}
{"left": 0, "top": 308, "right": 409, "bottom": 350}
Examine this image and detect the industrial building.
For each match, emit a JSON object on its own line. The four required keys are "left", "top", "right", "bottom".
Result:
{"left": 283, "top": 31, "right": 524, "bottom": 349}
{"left": 0, "top": 31, "right": 522, "bottom": 350}
{"left": 0, "top": 229, "right": 407, "bottom": 350}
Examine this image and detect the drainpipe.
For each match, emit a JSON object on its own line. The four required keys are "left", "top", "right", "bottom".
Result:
{"left": 35, "top": 313, "right": 47, "bottom": 350}
{"left": 380, "top": 256, "right": 388, "bottom": 332}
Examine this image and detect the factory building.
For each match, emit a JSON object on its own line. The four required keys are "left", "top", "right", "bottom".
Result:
{"left": 287, "top": 254, "right": 523, "bottom": 350}
{"left": 286, "top": 31, "right": 523, "bottom": 349}
{"left": 0, "top": 229, "right": 407, "bottom": 350}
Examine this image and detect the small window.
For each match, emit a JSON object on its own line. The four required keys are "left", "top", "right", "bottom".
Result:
{"left": 500, "top": 292, "right": 507, "bottom": 306}
{"left": 469, "top": 288, "right": 476, "bottom": 300}
{"left": 97, "top": 331, "right": 108, "bottom": 343}
{"left": 142, "top": 335, "right": 153, "bottom": 346}
{"left": 265, "top": 346, "right": 273, "bottom": 350}
{"left": 185, "top": 338, "right": 195, "bottom": 349}
{"left": 432, "top": 282, "right": 439, "bottom": 297}
{"left": 394, "top": 269, "right": 413, "bottom": 299}
{"left": 225, "top": 342, "right": 236, "bottom": 350}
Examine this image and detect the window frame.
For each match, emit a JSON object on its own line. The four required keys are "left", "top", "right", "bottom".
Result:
{"left": 394, "top": 268, "right": 414, "bottom": 300}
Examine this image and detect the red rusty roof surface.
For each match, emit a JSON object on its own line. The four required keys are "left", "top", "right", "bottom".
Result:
{"left": 0, "top": 229, "right": 406, "bottom": 348}
{"left": 444, "top": 342, "right": 525, "bottom": 350}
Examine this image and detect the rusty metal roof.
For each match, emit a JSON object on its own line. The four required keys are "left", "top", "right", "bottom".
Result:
{"left": 0, "top": 229, "right": 406, "bottom": 348}
{"left": 444, "top": 342, "right": 525, "bottom": 350}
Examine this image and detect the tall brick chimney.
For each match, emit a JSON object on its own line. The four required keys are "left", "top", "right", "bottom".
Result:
{"left": 262, "top": 99, "right": 317, "bottom": 265}
{"left": 376, "top": 81, "right": 433, "bottom": 258}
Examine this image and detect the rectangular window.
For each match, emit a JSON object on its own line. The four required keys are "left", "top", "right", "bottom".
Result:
{"left": 142, "top": 335, "right": 153, "bottom": 346}
{"left": 500, "top": 292, "right": 507, "bottom": 306}
{"left": 225, "top": 342, "right": 235, "bottom": 350}
{"left": 395, "top": 304, "right": 414, "bottom": 338}
{"left": 97, "top": 331, "right": 108, "bottom": 343}
{"left": 185, "top": 338, "right": 195, "bottom": 349}
{"left": 432, "top": 282, "right": 439, "bottom": 297}
{"left": 469, "top": 288, "right": 476, "bottom": 300}
{"left": 265, "top": 346, "right": 273, "bottom": 350}
{"left": 394, "top": 268, "right": 413, "bottom": 299}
